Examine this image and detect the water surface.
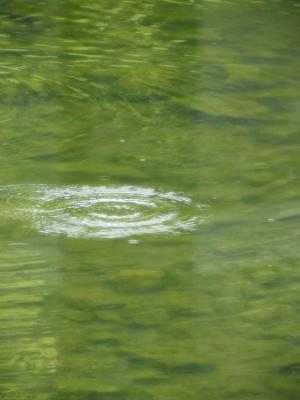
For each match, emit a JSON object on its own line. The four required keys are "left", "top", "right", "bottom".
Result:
{"left": 0, "top": 1, "right": 300, "bottom": 399}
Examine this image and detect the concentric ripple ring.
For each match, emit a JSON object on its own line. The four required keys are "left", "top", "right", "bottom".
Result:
{"left": 0, "top": 185, "right": 205, "bottom": 238}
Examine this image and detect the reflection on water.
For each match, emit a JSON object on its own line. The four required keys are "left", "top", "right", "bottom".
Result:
{"left": 0, "top": 185, "right": 204, "bottom": 238}
{"left": 1, "top": 0, "right": 300, "bottom": 399}
{"left": 0, "top": 242, "right": 58, "bottom": 398}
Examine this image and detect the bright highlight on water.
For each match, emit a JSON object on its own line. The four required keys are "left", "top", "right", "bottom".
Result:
{"left": 0, "top": 185, "right": 204, "bottom": 238}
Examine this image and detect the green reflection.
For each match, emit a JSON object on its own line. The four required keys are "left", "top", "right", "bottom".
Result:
{"left": 0, "top": 0, "right": 300, "bottom": 399}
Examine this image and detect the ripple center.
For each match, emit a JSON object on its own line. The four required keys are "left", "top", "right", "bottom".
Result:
{"left": 0, "top": 184, "right": 205, "bottom": 239}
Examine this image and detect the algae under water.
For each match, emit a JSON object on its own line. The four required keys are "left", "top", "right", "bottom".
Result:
{"left": 0, "top": 0, "right": 300, "bottom": 399}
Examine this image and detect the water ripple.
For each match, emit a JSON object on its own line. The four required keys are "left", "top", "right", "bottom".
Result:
{"left": 0, "top": 185, "right": 205, "bottom": 239}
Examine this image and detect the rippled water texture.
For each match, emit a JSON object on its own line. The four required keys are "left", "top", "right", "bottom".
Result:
{"left": 1, "top": 0, "right": 300, "bottom": 399}
{"left": 0, "top": 185, "right": 203, "bottom": 238}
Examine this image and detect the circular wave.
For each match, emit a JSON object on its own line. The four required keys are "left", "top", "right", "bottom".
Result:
{"left": 0, "top": 185, "right": 205, "bottom": 239}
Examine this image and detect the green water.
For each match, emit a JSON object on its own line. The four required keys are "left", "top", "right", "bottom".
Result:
{"left": 1, "top": 0, "right": 300, "bottom": 399}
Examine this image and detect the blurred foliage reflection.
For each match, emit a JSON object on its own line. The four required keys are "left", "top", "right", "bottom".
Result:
{"left": 0, "top": 0, "right": 300, "bottom": 399}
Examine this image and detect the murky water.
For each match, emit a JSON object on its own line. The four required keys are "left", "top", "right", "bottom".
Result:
{"left": 1, "top": 1, "right": 300, "bottom": 399}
